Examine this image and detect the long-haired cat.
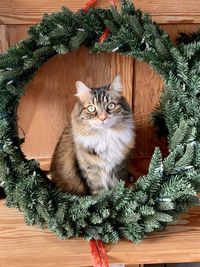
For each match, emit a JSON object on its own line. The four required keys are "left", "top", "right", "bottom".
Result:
{"left": 50, "top": 75, "right": 135, "bottom": 196}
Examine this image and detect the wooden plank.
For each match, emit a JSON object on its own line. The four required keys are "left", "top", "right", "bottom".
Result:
{"left": 133, "top": 61, "right": 164, "bottom": 158}
{"left": 162, "top": 24, "right": 200, "bottom": 43}
{"left": 1, "top": 0, "right": 200, "bottom": 24}
{"left": 1, "top": 200, "right": 200, "bottom": 266}
{"left": 6, "top": 25, "right": 30, "bottom": 47}
{"left": 6, "top": 24, "right": 200, "bottom": 49}
{"left": 0, "top": 25, "right": 9, "bottom": 52}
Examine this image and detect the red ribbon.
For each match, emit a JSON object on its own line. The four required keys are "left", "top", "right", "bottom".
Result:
{"left": 109, "top": 0, "right": 117, "bottom": 7}
{"left": 82, "top": 0, "right": 116, "bottom": 11}
{"left": 82, "top": 0, "right": 117, "bottom": 42}
{"left": 99, "top": 28, "right": 110, "bottom": 43}
{"left": 89, "top": 240, "right": 109, "bottom": 267}
{"left": 82, "top": 0, "right": 98, "bottom": 12}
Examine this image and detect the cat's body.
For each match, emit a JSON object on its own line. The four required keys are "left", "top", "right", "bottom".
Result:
{"left": 50, "top": 75, "right": 135, "bottom": 196}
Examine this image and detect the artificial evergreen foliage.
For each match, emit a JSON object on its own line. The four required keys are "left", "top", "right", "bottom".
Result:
{"left": 0, "top": 0, "right": 200, "bottom": 243}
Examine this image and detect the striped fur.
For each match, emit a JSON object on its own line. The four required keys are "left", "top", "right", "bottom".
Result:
{"left": 50, "top": 75, "right": 135, "bottom": 195}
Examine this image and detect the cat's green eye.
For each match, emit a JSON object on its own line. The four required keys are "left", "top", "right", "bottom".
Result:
{"left": 107, "top": 102, "right": 116, "bottom": 110}
{"left": 87, "top": 105, "right": 96, "bottom": 113}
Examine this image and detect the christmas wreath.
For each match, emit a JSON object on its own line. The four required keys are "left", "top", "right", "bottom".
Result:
{"left": 0, "top": 0, "right": 200, "bottom": 243}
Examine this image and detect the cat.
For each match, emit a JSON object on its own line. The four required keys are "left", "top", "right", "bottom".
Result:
{"left": 50, "top": 75, "right": 135, "bottom": 196}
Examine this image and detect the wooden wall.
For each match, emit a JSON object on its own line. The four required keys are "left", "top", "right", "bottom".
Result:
{"left": 0, "top": 0, "right": 200, "bottom": 174}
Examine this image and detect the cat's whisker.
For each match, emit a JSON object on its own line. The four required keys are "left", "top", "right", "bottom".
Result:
{"left": 121, "top": 112, "right": 153, "bottom": 119}
{"left": 134, "top": 115, "right": 152, "bottom": 119}
{"left": 134, "top": 119, "right": 152, "bottom": 123}
{"left": 117, "top": 115, "right": 134, "bottom": 119}
{"left": 118, "top": 117, "right": 152, "bottom": 124}
{"left": 133, "top": 116, "right": 152, "bottom": 121}
{"left": 133, "top": 110, "right": 153, "bottom": 116}
{"left": 121, "top": 115, "right": 134, "bottom": 118}
{"left": 134, "top": 117, "right": 152, "bottom": 122}
{"left": 81, "top": 127, "right": 96, "bottom": 136}
{"left": 79, "top": 128, "right": 92, "bottom": 136}
{"left": 66, "top": 127, "right": 91, "bottom": 137}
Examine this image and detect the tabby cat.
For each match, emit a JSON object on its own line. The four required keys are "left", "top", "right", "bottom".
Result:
{"left": 50, "top": 75, "right": 135, "bottom": 196}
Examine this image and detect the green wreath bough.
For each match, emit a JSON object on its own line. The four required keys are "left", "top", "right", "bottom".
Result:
{"left": 0, "top": 0, "right": 200, "bottom": 243}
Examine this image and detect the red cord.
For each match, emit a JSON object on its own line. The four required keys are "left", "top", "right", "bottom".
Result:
{"left": 97, "top": 240, "right": 109, "bottom": 266}
{"left": 99, "top": 28, "right": 110, "bottom": 43}
{"left": 82, "top": 0, "right": 98, "bottom": 12}
{"left": 89, "top": 240, "right": 109, "bottom": 267}
{"left": 83, "top": 0, "right": 117, "bottom": 11}
{"left": 82, "top": 0, "right": 117, "bottom": 42}
{"left": 109, "top": 0, "right": 117, "bottom": 7}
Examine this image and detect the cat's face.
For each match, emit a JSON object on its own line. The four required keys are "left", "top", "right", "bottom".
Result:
{"left": 75, "top": 75, "right": 132, "bottom": 130}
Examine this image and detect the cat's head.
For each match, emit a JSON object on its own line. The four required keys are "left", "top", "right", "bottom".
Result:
{"left": 74, "top": 75, "right": 132, "bottom": 130}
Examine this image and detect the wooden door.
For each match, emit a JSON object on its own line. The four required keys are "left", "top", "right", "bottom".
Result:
{"left": 0, "top": 0, "right": 200, "bottom": 175}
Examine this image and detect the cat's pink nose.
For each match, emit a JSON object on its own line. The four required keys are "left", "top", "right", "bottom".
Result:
{"left": 98, "top": 112, "right": 108, "bottom": 121}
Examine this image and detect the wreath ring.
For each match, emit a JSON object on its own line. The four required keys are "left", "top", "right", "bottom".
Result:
{"left": 0, "top": 0, "right": 200, "bottom": 243}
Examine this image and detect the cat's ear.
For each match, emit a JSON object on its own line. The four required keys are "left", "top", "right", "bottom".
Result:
{"left": 110, "top": 74, "right": 122, "bottom": 95}
{"left": 75, "top": 81, "right": 91, "bottom": 102}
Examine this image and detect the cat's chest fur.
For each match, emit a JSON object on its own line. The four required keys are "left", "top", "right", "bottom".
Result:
{"left": 75, "top": 127, "right": 133, "bottom": 171}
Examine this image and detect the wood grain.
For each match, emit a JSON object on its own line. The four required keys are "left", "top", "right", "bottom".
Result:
{"left": 5, "top": 25, "right": 133, "bottom": 171}
{"left": 7, "top": 24, "right": 30, "bottom": 47}
{"left": 133, "top": 61, "right": 164, "bottom": 157}
{"left": 162, "top": 24, "right": 200, "bottom": 43}
{"left": 1, "top": 200, "right": 200, "bottom": 266}
{"left": 17, "top": 46, "right": 133, "bottom": 168}
{"left": 0, "top": 25, "right": 9, "bottom": 52}
{"left": 1, "top": 0, "right": 200, "bottom": 24}
{"left": 1, "top": 3, "right": 200, "bottom": 267}
{"left": 5, "top": 24, "right": 200, "bottom": 173}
